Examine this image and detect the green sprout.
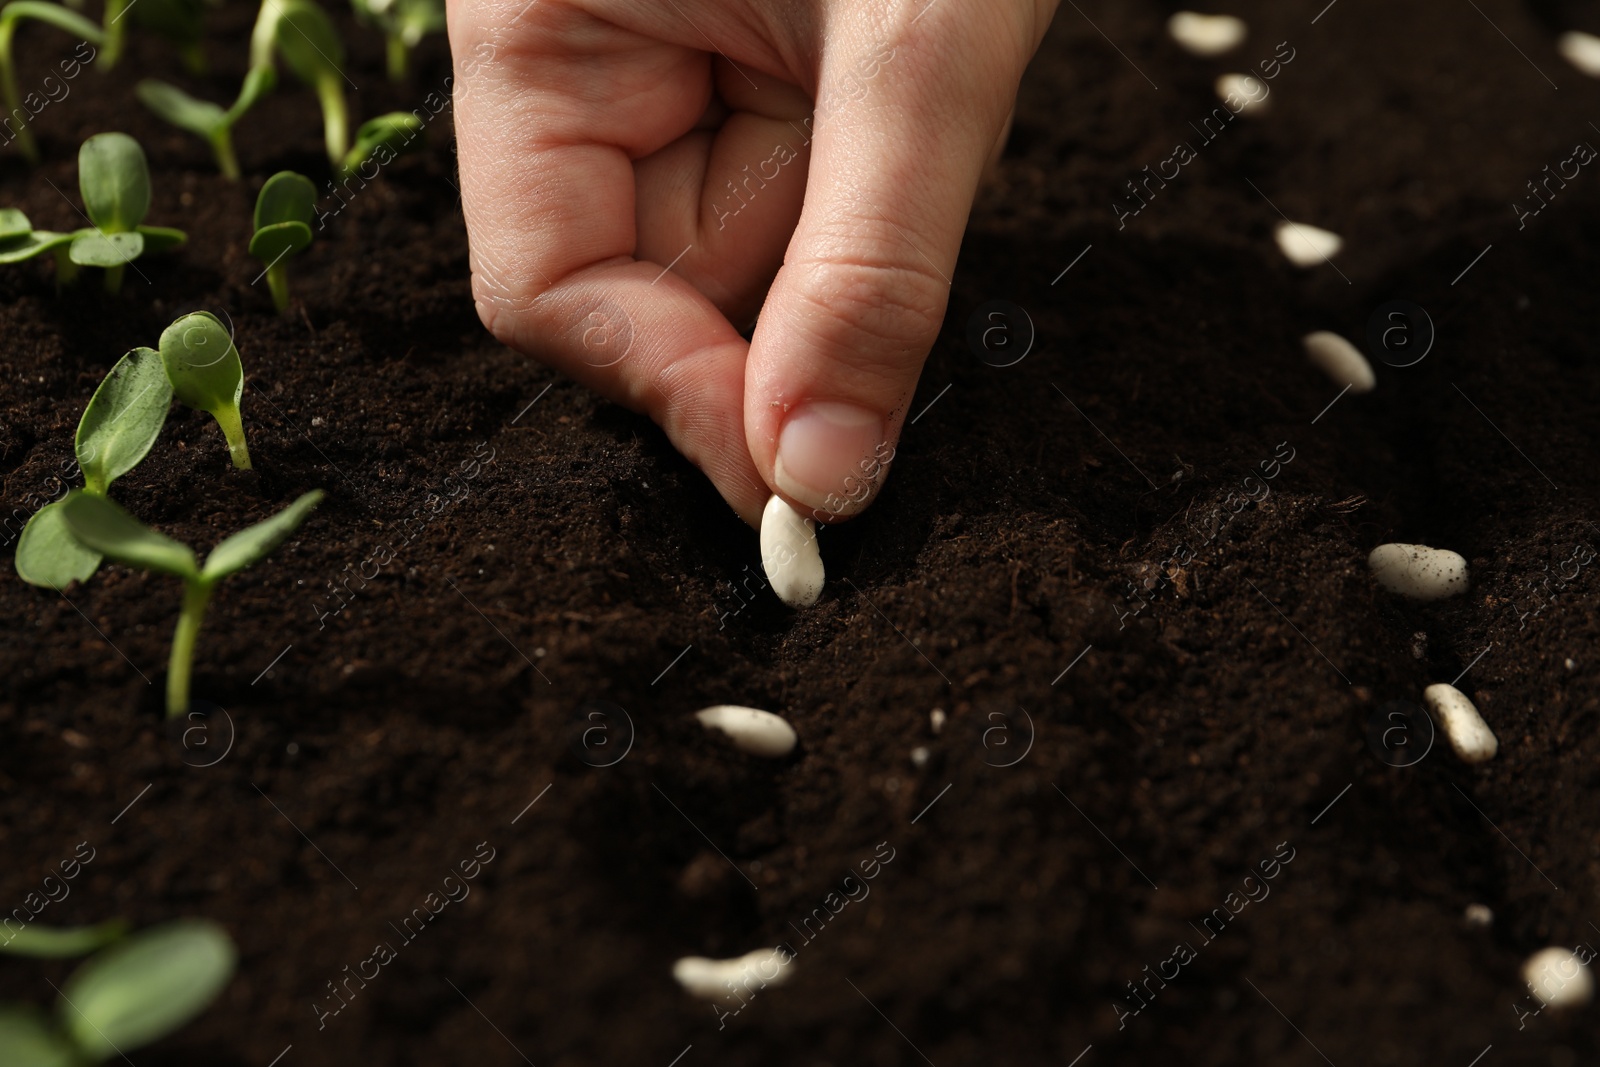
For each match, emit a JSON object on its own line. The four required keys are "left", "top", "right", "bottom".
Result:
{"left": 159, "top": 311, "right": 252, "bottom": 469}
{"left": 61, "top": 489, "right": 324, "bottom": 717}
{"left": 249, "top": 170, "right": 315, "bottom": 312}
{"left": 338, "top": 109, "right": 423, "bottom": 179}
{"left": 0, "top": 921, "right": 127, "bottom": 959}
{"left": 273, "top": 0, "right": 349, "bottom": 167}
{"left": 0, "top": 1, "right": 106, "bottom": 164}
{"left": 350, "top": 0, "right": 443, "bottom": 80}
{"left": 0, "top": 919, "right": 236, "bottom": 1065}
{"left": 135, "top": 64, "right": 273, "bottom": 181}
{"left": 70, "top": 132, "right": 188, "bottom": 294}
{"left": 0, "top": 207, "right": 74, "bottom": 285}
{"left": 14, "top": 346, "right": 173, "bottom": 589}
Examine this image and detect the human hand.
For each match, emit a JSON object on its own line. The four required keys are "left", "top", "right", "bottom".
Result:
{"left": 450, "top": 0, "right": 1057, "bottom": 527}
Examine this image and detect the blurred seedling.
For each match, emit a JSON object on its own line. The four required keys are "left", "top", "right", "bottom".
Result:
{"left": 249, "top": 170, "right": 315, "bottom": 312}
{"left": 0, "top": 919, "right": 236, "bottom": 1064}
{"left": 61, "top": 490, "right": 325, "bottom": 717}
{"left": 159, "top": 311, "right": 252, "bottom": 469}
{"left": 14, "top": 347, "right": 173, "bottom": 590}
{"left": 350, "top": 0, "right": 443, "bottom": 80}
{"left": 136, "top": 64, "right": 274, "bottom": 180}
{"left": 0, "top": 1, "right": 105, "bottom": 163}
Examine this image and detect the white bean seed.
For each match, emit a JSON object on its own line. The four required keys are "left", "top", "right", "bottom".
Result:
{"left": 1214, "top": 72, "right": 1269, "bottom": 114}
{"left": 1274, "top": 221, "right": 1343, "bottom": 268}
{"left": 760, "top": 495, "right": 824, "bottom": 609}
{"left": 1523, "top": 947, "right": 1594, "bottom": 1009}
{"left": 1167, "top": 11, "right": 1247, "bottom": 56}
{"left": 1463, "top": 903, "right": 1493, "bottom": 928}
{"left": 694, "top": 705, "right": 798, "bottom": 758}
{"left": 1423, "top": 683, "right": 1497, "bottom": 764}
{"left": 930, "top": 708, "right": 946, "bottom": 735}
{"left": 1367, "top": 543, "right": 1469, "bottom": 600}
{"left": 1558, "top": 31, "right": 1600, "bottom": 77}
{"left": 910, "top": 745, "right": 930, "bottom": 769}
{"left": 672, "top": 948, "right": 795, "bottom": 1002}
{"left": 1303, "top": 331, "right": 1376, "bottom": 393}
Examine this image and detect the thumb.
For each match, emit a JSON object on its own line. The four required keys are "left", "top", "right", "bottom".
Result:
{"left": 744, "top": 6, "right": 1043, "bottom": 521}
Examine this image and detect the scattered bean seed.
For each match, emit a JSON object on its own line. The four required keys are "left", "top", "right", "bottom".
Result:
{"left": 1367, "top": 543, "right": 1468, "bottom": 600}
{"left": 1303, "top": 331, "right": 1375, "bottom": 393}
{"left": 1463, "top": 903, "right": 1493, "bottom": 928}
{"left": 1274, "top": 221, "right": 1343, "bottom": 268}
{"left": 1167, "top": 11, "right": 1247, "bottom": 56}
{"left": 1558, "top": 31, "right": 1600, "bottom": 77}
{"left": 694, "top": 705, "right": 798, "bottom": 758}
{"left": 1214, "top": 73, "right": 1268, "bottom": 113}
{"left": 672, "top": 948, "right": 794, "bottom": 1002}
{"left": 1523, "top": 947, "right": 1594, "bottom": 1008}
{"left": 1423, "top": 683, "right": 1497, "bottom": 764}
{"left": 930, "top": 708, "right": 946, "bottom": 735}
{"left": 760, "top": 495, "right": 824, "bottom": 609}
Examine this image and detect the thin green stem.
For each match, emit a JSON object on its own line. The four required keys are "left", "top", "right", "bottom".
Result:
{"left": 212, "top": 402, "right": 252, "bottom": 470}
{"left": 0, "top": 28, "right": 40, "bottom": 165}
{"left": 211, "top": 126, "right": 240, "bottom": 181}
{"left": 266, "top": 260, "right": 290, "bottom": 312}
{"left": 100, "top": 0, "right": 128, "bottom": 68}
{"left": 103, "top": 262, "right": 124, "bottom": 295}
{"left": 167, "top": 579, "right": 214, "bottom": 718}
{"left": 385, "top": 35, "right": 406, "bottom": 81}
{"left": 316, "top": 76, "right": 348, "bottom": 167}
{"left": 52, "top": 246, "right": 76, "bottom": 289}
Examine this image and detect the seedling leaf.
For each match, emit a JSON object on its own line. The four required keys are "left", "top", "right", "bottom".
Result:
{"left": 76, "top": 347, "right": 173, "bottom": 494}
{"left": 249, "top": 220, "right": 312, "bottom": 263}
{"left": 274, "top": 0, "right": 345, "bottom": 87}
{"left": 339, "top": 110, "right": 422, "bottom": 177}
{"left": 0, "top": 231, "right": 72, "bottom": 264}
{"left": 0, "top": 1, "right": 106, "bottom": 41}
{"left": 229, "top": 63, "right": 277, "bottom": 120}
{"left": 136, "top": 225, "right": 188, "bottom": 254}
{"left": 202, "top": 490, "right": 324, "bottom": 580}
{"left": 58, "top": 919, "right": 236, "bottom": 1060}
{"left": 158, "top": 312, "right": 250, "bottom": 468}
{"left": 78, "top": 133, "right": 151, "bottom": 233}
{"left": 14, "top": 500, "right": 102, "bottom": 589}
{"left": 0, "top": 920, "right": 129, "bottom": 959}
{"left": 68, "top": 229, "right": 144, "bottom": 268}
{"left": 0, "top": 208, "right": 30, "bottom": 240}
{"left": 254, "top": 170, "right": 316, "bottom": 230}
{"left": 0, "top": 1007, "right": 77, "bottom": 1067}
{"left": 135, "top": 80, "right": 226, "bottom": 137}
{"left": 59, "top": 491, "right": 199, "bottom": 581}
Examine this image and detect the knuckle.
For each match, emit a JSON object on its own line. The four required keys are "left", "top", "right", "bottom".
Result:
{"left": 788, "top": 253, "right": 948, "bottom": 371}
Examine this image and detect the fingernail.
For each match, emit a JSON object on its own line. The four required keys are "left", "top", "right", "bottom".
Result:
{"left": 773, "top": 401, "right": 886, "bottom": 519}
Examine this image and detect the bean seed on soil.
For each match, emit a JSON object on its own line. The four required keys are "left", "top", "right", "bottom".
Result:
{"left": 1167, "top": 11, "right": 1247, "bottom": 56}
{"left": 1422, "top": 683, "right": 1497, "bottom": 764}
{"left": 1522, "top": 947, "right": 1594, "bottom": 1008}
{"left": 1558, "top": 31, "right": 1600, "bottom": 77}
{"left": 760, "top": 495, "right": 824, "bottom": 609}
{"left": 694, "top": 705, "right": 798, "bottom": 758}
{"left": 1367, "top": 543, "right": 1468, "bottom": 600}
{"left": 1463, "top": 904, "right": 1493, "bottom": 928}
{"left": 1273, "top": 221, "right": 1343, "bottom": 267}
{"left": 1303, "top": 331, "right": 1375, "bottom": 393}
{"left": 672, "top": 948, "right": 794, "bottom": 1002}
{"left": 1214, "top": 73, "right": 1268, "bottom": 114}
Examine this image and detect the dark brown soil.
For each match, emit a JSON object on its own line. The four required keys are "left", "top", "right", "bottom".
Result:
{"left": 5, "top": 0, "right": 1600, "bottom": 1064}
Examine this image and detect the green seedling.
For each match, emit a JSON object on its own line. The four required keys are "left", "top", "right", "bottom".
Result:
{"left": 0, "top": 919, "right": 235, "bottom": 1065}
{"left": 136, "top": 64, "right": 274, "bottom": 180}
{"left": 133, "top": 0, "right": 206, "bottom": 74}
{"left": 0, "top": 1, "right": 106, "bottom": 163}
{"left": 14, "top": 347, "right": 173, "bottom": 589}
{"left": 70, "top": 132, "right": 188, "bottom": 294}
{"left": 158, "top": 311, "right": 251, "bottom": 469}
{"left": 249, "top": 170, "right": 314, "bottom": 311}
{"left": 0, "top": 921, "right": 127, "bottom": 959}
{"left": 0, "top": 207, "right": 74, "bottom": 284}
{"left": 350, "top": 0, "right": 442, "bottom": 80}
{"left": 61, "top": 490, "right": 324, "bottom": 717}
{"left": 273, "top": 0, "right": 350, "bottom": 166}
{"left": 338, "top": 109, "right": 423, "bottom": 179}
